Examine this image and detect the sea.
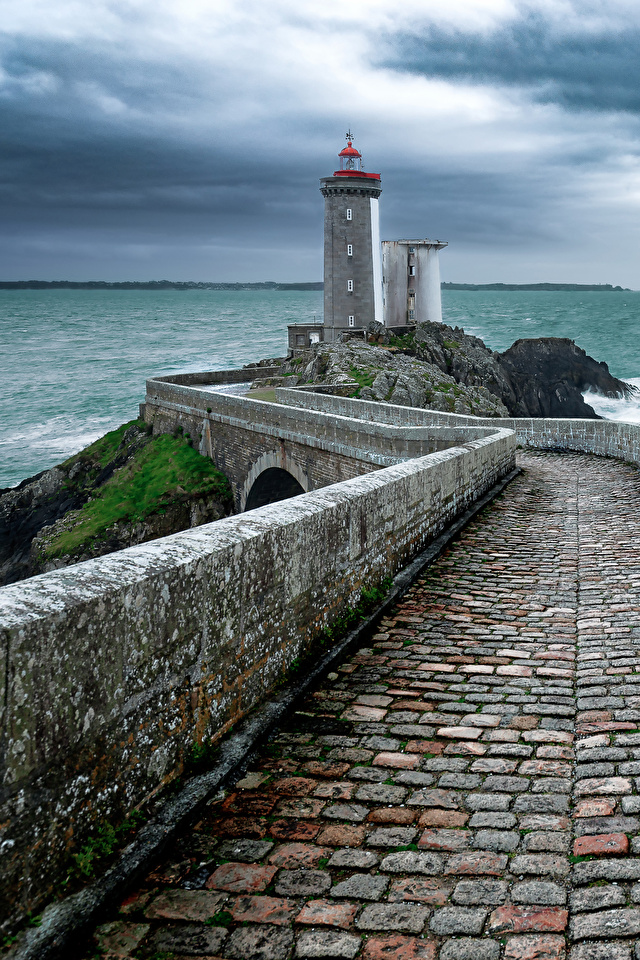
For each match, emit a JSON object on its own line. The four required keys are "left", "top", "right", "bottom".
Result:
{"left": 1, "top": 287, "right": 640, "bottom": 489}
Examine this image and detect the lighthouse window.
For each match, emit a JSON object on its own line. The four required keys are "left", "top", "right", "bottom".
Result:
{"left": 408, "top": 265, "right": 415, "bottom": 277}
{"left": 348, "top": 315, "right": 355, "bottom": 327}
{"left": 347, "top": 244, "right": 353, "bottom": 256}
{"left": 346, "top": 208, "right": 352, "bottom": 220}
{"left": 347, "top": 279, "right": 353, "bottom": 292}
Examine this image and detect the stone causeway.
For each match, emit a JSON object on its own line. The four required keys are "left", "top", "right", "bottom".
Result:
{"left": 82, "top": 450, "right": 640, "bottom": 960}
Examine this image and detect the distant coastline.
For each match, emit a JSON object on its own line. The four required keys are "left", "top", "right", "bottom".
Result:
{"left": 441, "top": 282, "right": 631, "bottom": 292}
{"left": 0, "top": 280, "right": 323, "bottom": 291}
{"left": 0, "top": 280, "right": 632, "bottom": 292}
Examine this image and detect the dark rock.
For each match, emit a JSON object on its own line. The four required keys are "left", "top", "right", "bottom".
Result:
{"left": 0, "top": 467, "right": 72, "bottom": 584}
{"left": 498, "top": 337, "right": 633, "bottom": 417}
{"left": 287, "top": 321, "right": 633, "bottom": 422}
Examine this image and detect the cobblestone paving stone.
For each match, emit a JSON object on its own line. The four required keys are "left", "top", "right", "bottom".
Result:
{"left": 85, "top": 451, "right": 640, "bottom": 960}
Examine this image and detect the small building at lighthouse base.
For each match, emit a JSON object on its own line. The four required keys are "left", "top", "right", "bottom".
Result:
{"left": 383, "top": 239, "right": 448, "bottom": 328}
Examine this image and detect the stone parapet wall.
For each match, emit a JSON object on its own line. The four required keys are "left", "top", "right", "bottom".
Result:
{"left": 146, "top": 377, "right": 495, "bottom": 454}
{"left": 0, "top": 423, "right": 514, "bottom": 929}
{"left": 495, "top": 416, "right": 640, "bottom": 464}
{"left": 277, "top": 387, "right": 440, "bottom": 425}
{"left": 155, "top": 366, "right": 282, "bottom": 386}
{"left": 278, "top": 387, "right": 640, "bottom": 465}
{"left": 145, "top": 378, "right": 500, "bottom": 510}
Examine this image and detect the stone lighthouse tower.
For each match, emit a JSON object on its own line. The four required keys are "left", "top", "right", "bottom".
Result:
{"left": 320, "top": 133, "right": 383, "bottom": 340}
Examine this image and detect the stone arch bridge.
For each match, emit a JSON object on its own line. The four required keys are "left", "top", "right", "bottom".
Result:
{"left": 143, "top": 370, "right": 499, "bottom": 511}
{"left": 10, "top": 366, "right": 640, "bottom": 938}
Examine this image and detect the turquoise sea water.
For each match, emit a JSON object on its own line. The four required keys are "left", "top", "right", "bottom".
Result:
{"left": 1, "top": 288, "right": 639, "bottom": 488}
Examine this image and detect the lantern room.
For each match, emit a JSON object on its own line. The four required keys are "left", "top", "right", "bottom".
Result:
{"left": 334, "top": 132, "right": 381, "bottom": 181}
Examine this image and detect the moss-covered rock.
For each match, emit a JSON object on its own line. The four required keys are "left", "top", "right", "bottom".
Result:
{"left": 280, "top": 336, "right": 510, "bottom": 418}
{"left": 1, "top": 421, "right": 233, "bottom": 584}
{"left": 280, "top": 320, "right": 634, "bottom": 419}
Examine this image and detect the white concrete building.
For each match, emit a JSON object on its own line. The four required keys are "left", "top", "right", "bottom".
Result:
{"left": 382, "top": 239, "right": 448, "bottom": 327}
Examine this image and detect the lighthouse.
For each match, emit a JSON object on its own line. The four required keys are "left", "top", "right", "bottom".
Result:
{"left": 320, "top": 133, "right": 383, "bottom": 340}
{"left": 286, "top": 135, "right": 448, "bottom": 356}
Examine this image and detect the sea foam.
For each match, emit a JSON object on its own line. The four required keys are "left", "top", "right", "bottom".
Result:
{"left": 584, "top": 378, "right": 640, "bottom": 423}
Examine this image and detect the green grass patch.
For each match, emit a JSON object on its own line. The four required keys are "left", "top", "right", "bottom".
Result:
{"left": 387, "top": 333, "right": 415, "bottom": 351}
{"left": 63, "top": 420, "right": 146, "bottom": 471}
{"left": 45, "top": 434, "right": 232, "bottom": 560}
{"left": 247, "top": 386, "right": 279, "bottom": 402}
{"left": 348, "top": 365, "right": 378, "bottom": 390}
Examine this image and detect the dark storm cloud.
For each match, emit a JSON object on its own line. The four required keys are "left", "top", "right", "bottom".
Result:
{"left": 1, "top": 34, "right": 196, "bottom": 118}
{"left": 382, "top": 166, "right": 561, "bottom": 246}
{"left": 0, "top": 30, "right": 543, "bottom": 242}
{"left": 0, "top": 33, "right": 326, "bottom": 264}
{"left": 383, "top": 15, "right": 640, "bottom": 115}
{"left": 2, "top": 1, "right": 640, "bottom": 282}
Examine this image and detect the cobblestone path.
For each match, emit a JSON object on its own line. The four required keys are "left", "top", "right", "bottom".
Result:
{"left": 88, "top": 452, "right": 640, "bottom": 960}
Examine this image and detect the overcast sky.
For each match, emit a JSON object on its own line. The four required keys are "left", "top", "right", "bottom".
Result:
{"left": 2, "top": 0, "right": 640, "bottom": 285}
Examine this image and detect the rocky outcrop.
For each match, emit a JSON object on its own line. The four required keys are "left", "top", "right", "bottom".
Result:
{"left": 0, "top": 467, "right": 75, "bottom": 585}
{"left": 281, "top": 321, "right": 634, "bottom": 420}
{"left": 498, "top": 337, "right": 631, "bottom": 417}
{"left": 0, "top": 421, "right": 233, "bottom": 585}
{"left": 282, "top": 334, "right": 510, "bottom": 418}
{"left": 0, "top": 423, "right": 154, "bottom": 585}
{"left": 29, "top": 491, "right": 229, "bottom": 576}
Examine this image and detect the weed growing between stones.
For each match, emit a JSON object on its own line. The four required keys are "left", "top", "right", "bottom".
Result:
{"left": 187, "top": 737, "right": 223, "bottom": 774}
{"left": 204, "top": 910, "right": 233, "bottom": 927}
{"left": 321, "top": 578, "right": 394, "bottom": 646}
{"left": 70, "top": 809, "right": 148, "bottom": 880}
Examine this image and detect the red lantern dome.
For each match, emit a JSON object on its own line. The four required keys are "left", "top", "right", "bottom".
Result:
{"left": 334, "top": 132, "right": 380, "bottom": 180}
{"left": 338, "top": 142, "right": 361, "bottom": 163}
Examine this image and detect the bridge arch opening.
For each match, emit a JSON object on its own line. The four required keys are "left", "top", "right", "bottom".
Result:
{"left": 244, "top": 467, "right": 306, "bottom": 512}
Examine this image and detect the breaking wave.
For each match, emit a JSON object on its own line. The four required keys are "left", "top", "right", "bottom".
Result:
{"left": 584, "top": 378, "right": 640, "bottom": 423}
